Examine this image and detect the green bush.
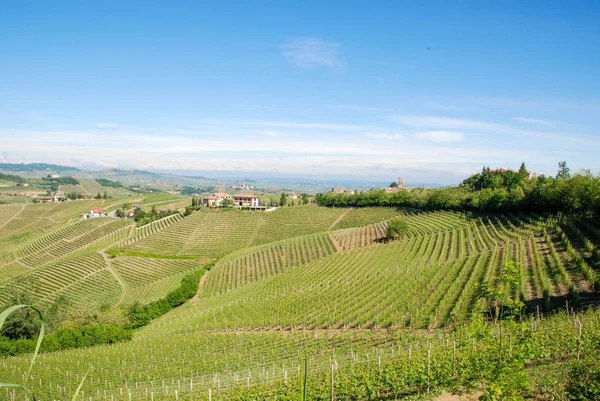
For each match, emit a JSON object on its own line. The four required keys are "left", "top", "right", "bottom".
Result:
{"left": 0, "top": 325, "right": 133, "bottom": 356}
{"left": 127, "top": 266, "right": 210, "bottom": 328}
{"left": 566, "top": 358, "right": 600, "bottom": 400}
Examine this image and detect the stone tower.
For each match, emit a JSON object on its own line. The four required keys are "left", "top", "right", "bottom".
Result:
{"left": 398, "top": 177, "right": 405, "bottom": 188}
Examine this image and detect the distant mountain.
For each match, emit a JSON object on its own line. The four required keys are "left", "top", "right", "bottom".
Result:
{"left": 0, "top": 163, "right": 81, "bottom": 173}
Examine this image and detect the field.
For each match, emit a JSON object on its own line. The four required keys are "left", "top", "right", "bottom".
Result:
{"left": 65, "top": 178, "right": 135, "bottom": 198}
{"left": 1, "top": 204, "right": 600, "bottom": 400}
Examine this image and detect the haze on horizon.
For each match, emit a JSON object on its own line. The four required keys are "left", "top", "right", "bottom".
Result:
{"left": 1, "top": 1, "right": 599, "bottom": 186}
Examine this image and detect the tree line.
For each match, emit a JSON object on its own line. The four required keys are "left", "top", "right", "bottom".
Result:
{"left": 316, "top": 162, "right": 600, "bottom": 215}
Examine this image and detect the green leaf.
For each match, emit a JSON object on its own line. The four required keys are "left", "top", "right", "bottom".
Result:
{"left": 71, "top": 369, "right": 90, "bottom": 401}
{"left": 0, "top": 304, "right": 45, "bottom": 381}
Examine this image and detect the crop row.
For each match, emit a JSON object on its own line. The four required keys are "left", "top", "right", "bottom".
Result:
{"left": 204, "top": 233, "right": 336, "bottom": 296}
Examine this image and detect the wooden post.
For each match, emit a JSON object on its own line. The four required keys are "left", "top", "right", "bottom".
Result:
{"left": 331, "top": 364, "right": 335, "bottom": 401}
{"left": 427, "top": 349, "right": 431, "bottom": 394}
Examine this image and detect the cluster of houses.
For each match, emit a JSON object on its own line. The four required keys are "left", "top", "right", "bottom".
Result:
{"left": 35, "top": 191, "right": 89, "bottom": 203}
{"left": 231, "top": 182, "right": 254, "bottom": 191}
{"left": 384, "top": 176, "right": 414, "bottom": 193}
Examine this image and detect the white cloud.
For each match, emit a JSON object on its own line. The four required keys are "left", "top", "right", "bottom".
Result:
{"left": 415, "top": 131, "right": 464, "bottom": 142}
{"left": 239, "top": 120, "right": 370, "bottom": 131}
{"left": 393, "top": 115, "right": 504, "bottom": 132}
{"left": 281, "top": 38, "right": 342, "bottom": 69}
{"left": 364, "top": 132, "right": 405, "bottom": 140}
{"left": 513, "top": 117, "right": 555, "bottom": 127}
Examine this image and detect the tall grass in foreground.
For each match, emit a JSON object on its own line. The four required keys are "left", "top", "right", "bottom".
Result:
{"left": 0, "top": 305, "right": 86, "bottom": 401}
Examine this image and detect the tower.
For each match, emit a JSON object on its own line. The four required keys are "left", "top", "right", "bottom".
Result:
{"left": 398, "top": 177, "right": 405, "bottom": 188}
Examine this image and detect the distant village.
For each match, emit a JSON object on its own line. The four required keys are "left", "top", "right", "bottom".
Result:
{"left": 331, "top": 176, "right": 414, "bottom": 195}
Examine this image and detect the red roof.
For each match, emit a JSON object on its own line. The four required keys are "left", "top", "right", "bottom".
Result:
{"left": 91, "top": 207, "right": 105, "bottom": 213}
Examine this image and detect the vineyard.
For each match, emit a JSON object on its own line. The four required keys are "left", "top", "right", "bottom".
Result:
{"left": 1, "top": 205, "right": 600, "bottom": 399}
{"left": 112, "top": 257, "right": 204, "bottom": 304}
{"left": 70, "top": 178, "right": 135, "bottom": 198}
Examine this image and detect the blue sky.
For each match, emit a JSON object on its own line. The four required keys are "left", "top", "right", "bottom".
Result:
{"left": 1, "top": 1, "right": 599, "bottom": 184}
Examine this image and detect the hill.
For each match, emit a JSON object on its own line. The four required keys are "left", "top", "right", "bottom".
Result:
{"left": 1, "top": 203, "right": 600, "bottom": 400}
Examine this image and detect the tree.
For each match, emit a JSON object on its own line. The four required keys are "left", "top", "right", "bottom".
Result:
{"left": 150, "top": 206, "right": 158, "bottom": 215}
{"left": 518, "top": 162, "right": 528, "bottom": 176}
{"left": 220, "top": 198, "right": 234, "bottom": 208}
{"left": 389, "top": 181, "right": 398, "bottom": 188}
{"left": 95, "top": 192, "right": 102, "bottom": 199}
{"left": 102, "top": 191, "right": 108, "bottom": 199}
{"left": 557, "top": 161, "right": 571, "bottom": 180}
{"left": 279, "top": 193, "right": 288, "bottom": 207}
{"left": 301, "top": 193, "right": 310, "bottom": 205}
{"left": 386, "top": 219, "right": 408, "bottom": 240}
{"left": 115, "top": 209, "right": 124, "bottom": 218}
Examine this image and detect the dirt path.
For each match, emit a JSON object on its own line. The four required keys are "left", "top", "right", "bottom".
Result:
{"left": 429, "top": 392, "right": 481, "bottom": 401}
{"left": 328, "top": 234, "right": 343, "bottom": 253}
{"left": 101, "top": 251, "right": 127, "bottom": 307}
{"left": 191, "top": 270, "right": 210, "bottom": 302}
{"left": 0, "top": 203, "right": 26, "bottom": 230}
{"left": 329, "top": 208, "right": 352, "bottom": 230}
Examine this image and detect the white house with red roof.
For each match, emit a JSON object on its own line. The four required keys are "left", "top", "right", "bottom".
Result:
{"left": 89, "top": 207, "right": 106, "bottom": 217}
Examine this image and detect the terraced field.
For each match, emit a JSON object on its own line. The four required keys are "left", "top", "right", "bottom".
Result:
{"left": 0, "top": 200, "right": 108, "bottom": 251}
{"left": 1, "top": 207, "right": 600, "bottom": 400}
{"left": 0, "top": 253, "right": 121, "bottom": 308}
{"left": 15, "top": 218, "right": 132, "bottom": 268}
{"left": 331, "top": 206, "right": 404, "bottom": 229}
{"left": 74, "top": 178, "right": 135, "bottom": 197}
{"left": 204, "top": 232, "right": 337, "bottom": 295}
{"left": 117, "top": 209, "right": 266, "bottom": 258}
{"left": 118, "top": 206, "right": 347, "bottom": 258}
{"left": 112, "top": 257, "right": 204, "bottom": 304}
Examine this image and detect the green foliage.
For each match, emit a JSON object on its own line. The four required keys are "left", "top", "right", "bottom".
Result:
{"left": 279, "top": 192, "right": 288, "bottom": 207}
{"left": 0, "top": 325, "right": 133, "bottom": 356}
{"left": 385, "top": 218, "right": 408, "bottom": 240}
{"left": 41, "top": 176, "right": 79, "bottom": 185}
{"left": 221, "top": 197, "right": 234, "bottom": 208}
{"left": 557, "top": 161, "right": 571, "bottom": 180}
{"left": 317, "top": 164, "right": 600, "bottom": 215}
{"left": 475, "top": 261, "right": 525, "bottom": 322}
{"left": 95, "top": 179, "right": 124, "bottom": 188}
{"left": 565, "top": 358, "right": 600, "bottom": 400}
{"left": 127, "top": 266, "right": 209, "bottom": 328}
{"left": 0, "top": 173, "right": 26, "bottom": 183}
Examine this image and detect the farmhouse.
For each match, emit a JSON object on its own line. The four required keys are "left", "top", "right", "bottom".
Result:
{"left": 233, "top": 194, "right": 260, "bottom": 207}
{"left": 203, "top": 192, "right": 262, "bottom": 209}
{"left": 89, "top": 207, "right": 106, "bottom": 217}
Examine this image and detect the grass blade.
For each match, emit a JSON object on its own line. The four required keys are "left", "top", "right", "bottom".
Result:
{"left": 0, "top": 304, "right": 45, "bottom": 381}
{"left": 71, "top": 369, "right": 90, "bottom": 401}
{"left": 0, "top": 383, "right": 37, "bottom": 401}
